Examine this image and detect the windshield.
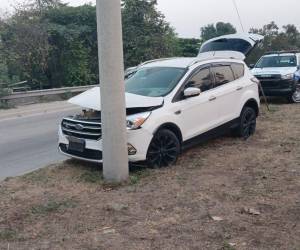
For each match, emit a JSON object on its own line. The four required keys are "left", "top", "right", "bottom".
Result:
{"left": 255, "top": 55, "right": 297, "bottom": 68}
{"left": 125, "top": 67, "right": 186, "bottom": 97}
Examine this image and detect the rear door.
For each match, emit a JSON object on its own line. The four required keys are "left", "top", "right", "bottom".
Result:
{"left": 198, "top": 33, "right": 264, "bottom": 60}
{"left": 210, "top": 63, "right": 244, "bottom": 124}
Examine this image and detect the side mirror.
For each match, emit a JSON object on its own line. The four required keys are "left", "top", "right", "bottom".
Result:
{"left": 184, "top": 87, "right": 201, "bottom": 98}
{"left": 249, "top": 64, "right": 255, "bottom": 69}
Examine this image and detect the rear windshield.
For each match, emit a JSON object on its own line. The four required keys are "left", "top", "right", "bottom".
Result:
{"left": 255, "top": 55, "right": 297, "bottom": 68}
{"left": 200, "top": 38, "right": 252, "bottom": 55}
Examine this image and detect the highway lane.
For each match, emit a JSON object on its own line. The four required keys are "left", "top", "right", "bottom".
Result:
{"left": 0, "top": 101, "right": 81, "bottom": 180}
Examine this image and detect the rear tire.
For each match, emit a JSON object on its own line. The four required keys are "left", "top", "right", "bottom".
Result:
{"left": 146, "top": 129, "right": 180, "bottom": 168}
{"left": 234, "top": 106, "right": 257, "bottom": 139}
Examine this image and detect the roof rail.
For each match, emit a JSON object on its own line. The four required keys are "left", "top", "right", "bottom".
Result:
{"left": 187, "top": 56, "right": 237, "bottom": 68}
{"left": 264, "top": 50, "right": 300, "bottom": 55}
{"left": 187, "top": 58, "right": 207, "bottom": 68}
{"left": 138, "top": 57, "right": 181, "bottom": 67}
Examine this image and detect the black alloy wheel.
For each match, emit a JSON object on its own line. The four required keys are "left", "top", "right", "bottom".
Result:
{"left": 237, "top": 107, "right": 257, "bottom": 139}
{"left": 146, "top": 129, "right": 180, "bottom": 168}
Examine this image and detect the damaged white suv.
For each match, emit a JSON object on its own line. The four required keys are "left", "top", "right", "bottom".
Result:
{"left": 58, "top": 33, "right": 263, "bottom": 167}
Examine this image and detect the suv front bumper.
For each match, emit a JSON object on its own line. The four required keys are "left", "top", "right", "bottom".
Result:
{"left": 58, "top": 125, "right": 153, "bottom": 163}
{"left": 259, "top": 79, "right": 296, "bottom": 97}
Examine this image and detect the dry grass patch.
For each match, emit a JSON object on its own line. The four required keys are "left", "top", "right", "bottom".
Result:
{"left": 0, "top": 103, "right": 299, "bottom": 250}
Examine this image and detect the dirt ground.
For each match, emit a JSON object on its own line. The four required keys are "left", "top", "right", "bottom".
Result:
{"left": 0, "top": 102, "right": 299, "bottom": 250}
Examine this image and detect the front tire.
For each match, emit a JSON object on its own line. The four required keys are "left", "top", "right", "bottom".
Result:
{"left": 290, "top": 87, "right": 300, "bottom": 103}
{"left": 234, "top": 106, "right": 257, "bottom": 139}
{"left": 146, "top": 129, "right": 180, "bottom": 168}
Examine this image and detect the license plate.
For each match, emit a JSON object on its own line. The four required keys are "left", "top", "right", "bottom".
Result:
{"left": 68, "top": 137, "right": 85, "bottom": 152}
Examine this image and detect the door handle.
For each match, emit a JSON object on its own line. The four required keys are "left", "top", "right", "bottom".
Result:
{"left": 236, "top": 86, "right": 243, "bottom": 91}
{"left": 209, "top": 96, "right": 217, "bottom": 101}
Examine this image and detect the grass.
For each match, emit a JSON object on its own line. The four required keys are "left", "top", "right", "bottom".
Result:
{"left": 0, "top": 229, "right": 17, "bottom": 241}
{"left": 61, "top": 90, "right": 73, "bottom": 100}
{"left": 222, "top": 242, "right": 236, "bottom": 250}
{"left": 18, "top": 160, "right": 154, "bottom": 187}
{"left": 30, "top": 199, "right": 77, "bottom": 216}
{"left": 129, "top": 167, "right": 151, "bottom": 185}
{"left": 0, "top": 101, "right": 13, "bottom": 110}
{"left": 22, "top": 168, "right": 53, "bottom": 184}
{"left": 0, "top": 103, "right": 299, "bottom": 249}
{"left": 176, "top": 174, "right": 189, "bottom": 186}
{"left": 21, "top": 162, "right": 152, "bottom": 186}
{"left": 78, "top": 169, "right": 103, "bottom": 184}
{"left": 268, "top": 105, "right": 280, "bottom": 113}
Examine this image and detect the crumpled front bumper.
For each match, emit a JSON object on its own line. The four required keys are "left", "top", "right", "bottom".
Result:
{"left": 58, "top": 125, "right": 153, "bottom": 163}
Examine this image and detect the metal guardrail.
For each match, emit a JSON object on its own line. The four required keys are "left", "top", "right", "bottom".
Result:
{"left": 0, "top": 85, "right": 97, "bottom": 101}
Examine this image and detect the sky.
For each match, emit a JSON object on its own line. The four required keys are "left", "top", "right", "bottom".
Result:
{"left": 0, "top": 0, "right": 299, "bottom": 38}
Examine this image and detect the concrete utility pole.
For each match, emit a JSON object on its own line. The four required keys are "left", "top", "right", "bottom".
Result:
{"left": 96, "top": 0, "right": 129, "bottom": 182}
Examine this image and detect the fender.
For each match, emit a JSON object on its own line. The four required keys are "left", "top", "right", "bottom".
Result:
{"left": 237, "top": 84, "right": 260, "bottom": 117}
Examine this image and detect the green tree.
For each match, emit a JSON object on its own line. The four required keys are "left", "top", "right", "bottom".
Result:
{"left": 200, "top": 22, "right": 237, "bottom": 42}
{"left": 44, "top": 4, "right": 98, "bottom": 88}
{"left": 248, "top": 22, "right": 300, "bottom": 64}
{"left": 122, "top": 0, "right": 178, "bottom": 67}
{"left": 282, "top": 24, "right": 300, "bottom": 48}
{"left": 0, "top": 0, "right": 179, "bottom": 89}
{"left": 176, "top": 38, "right": 201, "bottom": 57}
{"left": 0, "top": 7, "right": 50, "bottom": 89}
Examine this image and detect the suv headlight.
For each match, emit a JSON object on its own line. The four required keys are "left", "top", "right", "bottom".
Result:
{"left": 126, "top": 111, "right": 151, "bottom": 130}
{"left": 282, "top": 73, "right": 294, "bottom": 80}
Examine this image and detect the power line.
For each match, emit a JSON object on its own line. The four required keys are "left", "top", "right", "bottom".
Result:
{"left": 232, "top": 0, "right": 245, "bottom": 32}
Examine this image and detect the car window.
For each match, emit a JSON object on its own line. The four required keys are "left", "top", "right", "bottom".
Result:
{"left": 255, "top": 55, "right": 297, "bottom": 68}
{"left": 211, "top": 65, "right": 235, "bottom": 87}
{"left": 186, "top": 67, "right": 213, "bottom": 92}
{"left": 231, "top": 63, "right": 244, "bottom": 79}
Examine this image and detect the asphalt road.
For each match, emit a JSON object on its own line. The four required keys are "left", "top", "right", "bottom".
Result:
{"left": 0, "top": 101, "right": 81, "bottom": 180}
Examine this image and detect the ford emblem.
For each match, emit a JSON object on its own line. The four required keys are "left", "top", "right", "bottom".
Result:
{"left": 75, "top": 124, "right": 84, "bottom": 131}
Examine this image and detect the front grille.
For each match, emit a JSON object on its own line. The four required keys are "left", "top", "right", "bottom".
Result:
{"left": 255, "top": 74, "right": 282, "bottom": 81}
{"left": 61, "top": 117, "right": 102, "bottom": 140}
{"left": 59, "top": 144, "right": 102, "bottom": 161}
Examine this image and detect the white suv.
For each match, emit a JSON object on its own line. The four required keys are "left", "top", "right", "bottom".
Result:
{"left": 58, "top": 33, "right": 263, "bottom": 167}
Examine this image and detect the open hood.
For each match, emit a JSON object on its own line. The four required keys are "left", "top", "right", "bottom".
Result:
{"left": 68, "top": 87, "right": 164, "bottom": 111}
{"left": 198, "top": 33, "right": 264, "bottom": 60}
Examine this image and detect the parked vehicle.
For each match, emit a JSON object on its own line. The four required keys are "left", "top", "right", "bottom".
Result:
{"left": 58, "top": 33, "right": 263, "bottom": 167}
{"left": 294, "top": 68, "right": 300, "bottom": 102}
{"left": 251, "top": 51, "right": 300, "bottom": 103}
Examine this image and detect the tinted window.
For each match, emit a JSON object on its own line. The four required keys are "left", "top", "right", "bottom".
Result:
{"left": 125, "top": 67, "right": 186, "bottom": 97}
{"left": 186, "top": 68, "right": 213, "bottom": 92}
{"left": 231, "top": 63, "right": 244, "bottom": 79}
{"left": 255, "top": 55, "right": 297, "bottom": 68}
{"left": 212, "top": 65, "right": 235, "bottom": 87}
{"left": 200, "top": 38, "right": 252, "bottom": 54}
